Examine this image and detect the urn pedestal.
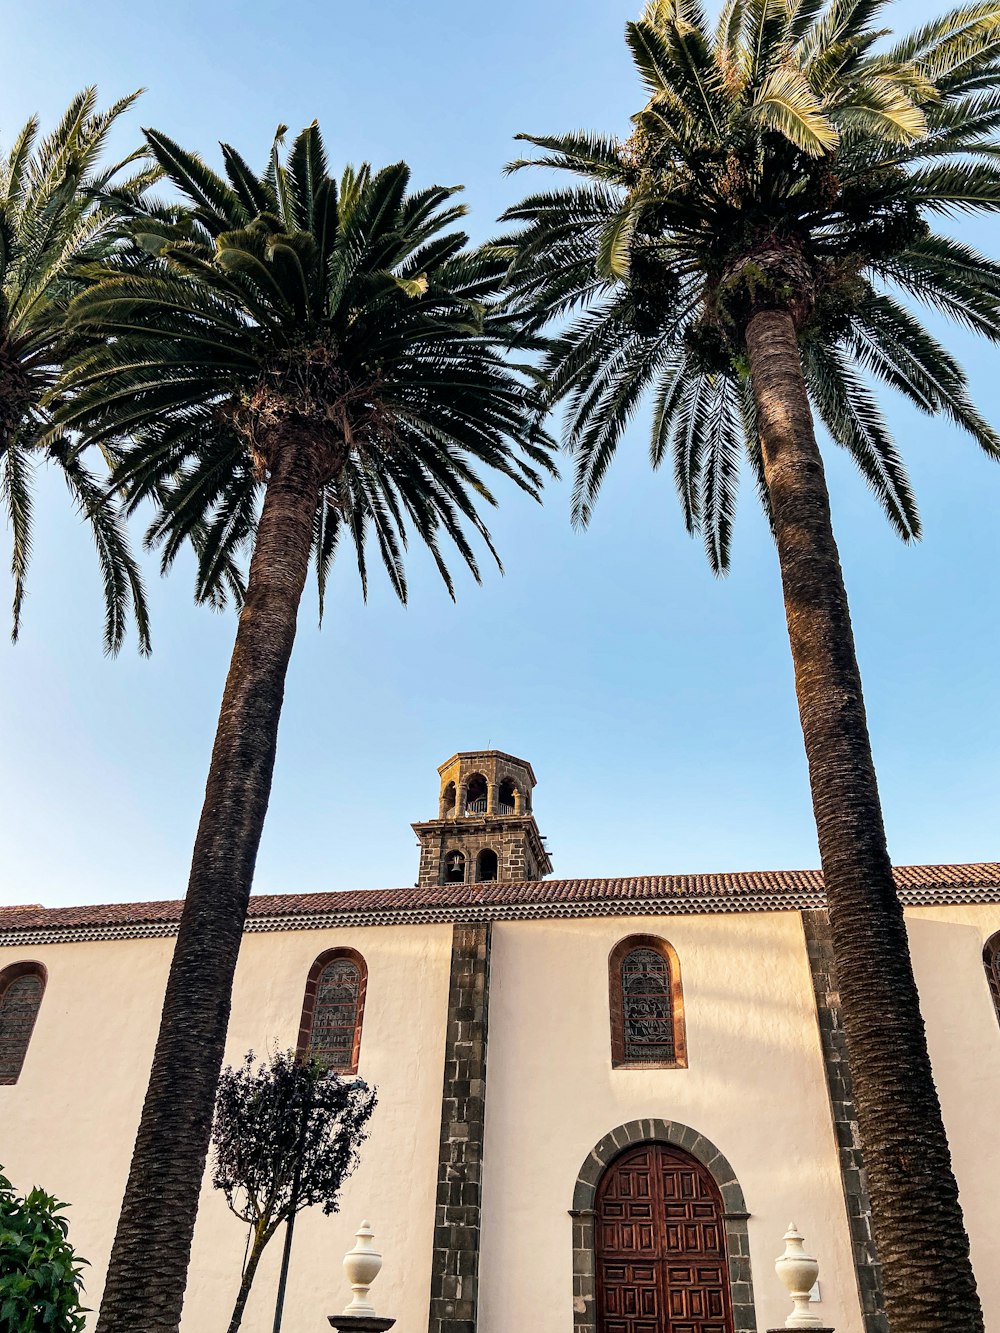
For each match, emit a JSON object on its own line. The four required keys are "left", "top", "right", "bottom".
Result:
{"left": 327, "top": 1222, "right": 396, "bottom": 1333}
{"left": 768, "top": 1223, "right": 834, "bottom": 1333}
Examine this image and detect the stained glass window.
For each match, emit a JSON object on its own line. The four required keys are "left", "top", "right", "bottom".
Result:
{"left": 0, "top": 966, "right": 45, "bottom": 1085}
{"left": 302, "top": 952, "right": 365, "bottom": 1073}
{"left": 621, "top": 948, "right": 675, "bottom": 1063}
{"left": 610, "top": 936, "right": 686, "bottom": 1068}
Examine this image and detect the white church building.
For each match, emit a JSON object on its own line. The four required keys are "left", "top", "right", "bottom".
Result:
{"left": 2, "top": 750, "right": 999, "bottom": 1333}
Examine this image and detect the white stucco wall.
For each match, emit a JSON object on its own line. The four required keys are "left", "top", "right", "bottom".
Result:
{"left": 0, "top": 922, "right": 453, "bottom": 1333}
{"left": 905, "top": 904, "right": 1000, "bottom": 1324}
{"left": 4, "top": 900, "right": 999, "bottom": 1333}
{"left": 478, "top": 912, "right": 866, "bottom": 1333}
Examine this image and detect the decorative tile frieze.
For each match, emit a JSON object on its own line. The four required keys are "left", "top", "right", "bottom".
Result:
{"left": 0, "top": 893, "right": 816, "bottom": 945}
{"left": 2, "top": 867, "right": 997, "bottom": 947}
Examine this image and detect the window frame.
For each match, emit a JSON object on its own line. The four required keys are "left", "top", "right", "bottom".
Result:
{"left": 608, "top": 935, "right": 687, "bottom": 1070}
{"left": 0, "top": 960, "right": 47, "bottom": 1086}
{"left": 296, "top": 948, "right": 367, "bottom": 1075}
{"left": 984, "top": 931, "right": 1000, "bottom": 1029}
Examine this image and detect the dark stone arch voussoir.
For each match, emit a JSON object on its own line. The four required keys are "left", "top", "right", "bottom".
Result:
{"left": 571, "top": 1117, "right": 747, "bottom": 1214}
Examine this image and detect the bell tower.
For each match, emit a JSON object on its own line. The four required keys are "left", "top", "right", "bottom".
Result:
{"left": 413, "top": 750, "right": 553, "bottom": 887}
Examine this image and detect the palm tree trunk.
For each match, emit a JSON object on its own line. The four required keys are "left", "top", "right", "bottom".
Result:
{"left": 744, "top": 307, "right": 983, "bottom": 1331}
{"left": 96, "top": 428, "right": 328, "bottom": 1333}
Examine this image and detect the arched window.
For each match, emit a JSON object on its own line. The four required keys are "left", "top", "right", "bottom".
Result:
{"left": 497, "top": 778, "right": 518, "bottom": 815}
{"left": 297, "top": 949, "right": 367, "bottom": 1075}
{"left": 464, "top": 772, "right": 488, "bottom": 814}
{"left": 440, "top": 781, "right": 457, "bottom": 819}
{"left": 476, "top": 848, "right": 498, "bottom": 882}
{"left": 443, "top": 850, "right": 466, "bottom": 884}
{"left": 985, "top": 932, "right": 1000, "bottom": 1028}
{"left": 609, "top": 936, "right": 686, "bottom": 1069}
{"left": 0, "top": 962, "right": 46, "bottom": 1085}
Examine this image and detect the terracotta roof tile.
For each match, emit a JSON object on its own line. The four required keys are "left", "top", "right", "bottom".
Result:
{"left": 1, "top": 862, "right": 997, "bottom": 935}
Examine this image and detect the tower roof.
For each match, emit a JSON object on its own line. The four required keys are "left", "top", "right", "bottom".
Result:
{"left": 436, "top": 750, "right": 537, "bottom": 786}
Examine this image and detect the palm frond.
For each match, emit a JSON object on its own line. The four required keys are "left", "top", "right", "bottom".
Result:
{"left": 497, "top": 0, "right": 1000, "bottom": 566}
{"left": 750, "top": 65, "right": 840, "bottom": 153}
{"left": 507, "top": 131, "right": 626, "bottom": 181}
{"left": 1, "top": 88, "right": 151, "bottom": 648}
{"left": 51, "top": 123, "right": 557, "bottom": 616}
{"left": 698, "top": 374, "right": 743, "bottom": 572}
{"left": 0, "top": 441, "right": 33, "bottom": 641}
{"left": 53, "top": 440, "right": 152, "bottom": 653}
{"left": 852, "top": 291, "right": 1000, "bottom": 452}
{"left": 801, "top": 339, "right": 919, "bottom": 538}
{"left": 905, "top": 159, "right": 1000, "bottom": 211}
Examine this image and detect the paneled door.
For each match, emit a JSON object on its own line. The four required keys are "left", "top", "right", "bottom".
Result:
{"left": 595, "top": 1144, "right": 735, "bottom": 1333}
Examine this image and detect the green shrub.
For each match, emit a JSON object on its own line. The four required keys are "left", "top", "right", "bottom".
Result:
{"left": 0, "top": 1168, "right": 87, "bottom": 1333}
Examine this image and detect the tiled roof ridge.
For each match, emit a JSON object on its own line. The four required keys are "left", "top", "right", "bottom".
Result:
{"left": 1, "top": 861, "right": 997, "bottom": 934}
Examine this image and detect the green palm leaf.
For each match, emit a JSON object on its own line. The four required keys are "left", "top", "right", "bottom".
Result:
{"left": 750, "top": 65, "right": 840, "bottom": 153}
{"left": 500, "top": 0, "right": 1000, "bottom": 567}
{"left": 596, "top": 204, "right": 639, "bottom": 279}
{"left": 0, "top": 89, "right": 150, "bottom": 650}
{"left": 802, "top": 338, "right": 921, "bottom": 537}
{"left": 54, "top": 120, "right": 557, "bottom": 609}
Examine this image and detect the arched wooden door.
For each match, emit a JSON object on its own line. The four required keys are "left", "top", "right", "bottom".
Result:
{"left": 596, "top": 1143, "right": 735, "bottom": 1333}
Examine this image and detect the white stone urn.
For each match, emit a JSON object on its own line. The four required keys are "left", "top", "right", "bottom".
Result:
{"left": 342, "top": 1221, "right": 382, "bottom": 1316}
{"left": 775, "top": 1224, "right": 823, "bottom": 1329}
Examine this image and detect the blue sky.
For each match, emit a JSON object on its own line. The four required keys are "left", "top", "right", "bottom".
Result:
{"left": 1, "top": 0, "right": 998, "bottom": 909}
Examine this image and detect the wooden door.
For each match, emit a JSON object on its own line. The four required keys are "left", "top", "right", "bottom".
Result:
{"left": 596, "top": 1144, "right": 735, "bottom": 1333}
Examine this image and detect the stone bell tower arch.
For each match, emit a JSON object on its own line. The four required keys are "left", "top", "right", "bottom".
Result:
{"left": 412, "top": 750, "right": 553, "bottom": 886}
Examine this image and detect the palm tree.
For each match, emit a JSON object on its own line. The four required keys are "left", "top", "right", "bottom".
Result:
{"left": 51, "top": 120, "right": 553, "bottom": 1333}
{"left": 1, "top": 88, "right": 150, "bottom": 650}
{"left": 499, "top": 2, "right": 1000, "bottom": 1327}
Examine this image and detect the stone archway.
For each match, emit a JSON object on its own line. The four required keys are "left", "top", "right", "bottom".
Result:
{"left": 569, "top": 1119, "right": 756, "bottom": 1333}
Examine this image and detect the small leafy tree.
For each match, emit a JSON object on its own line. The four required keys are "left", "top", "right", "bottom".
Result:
{"left": 0, "top": 1167, "right": 88, "bottom": 1333}
{"left": 211, "top": 1051, "right": 377, "bottom": 1333}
